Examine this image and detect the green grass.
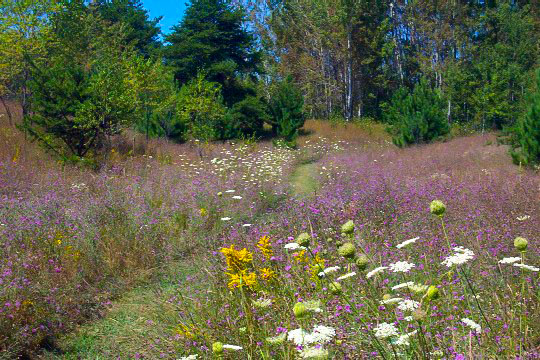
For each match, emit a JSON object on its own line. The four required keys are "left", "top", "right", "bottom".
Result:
{"left": 43, "top": 262, "right": 199, "bottom": 359}
{"left": 290, "top": 161, "right": 320, "bottom": 196}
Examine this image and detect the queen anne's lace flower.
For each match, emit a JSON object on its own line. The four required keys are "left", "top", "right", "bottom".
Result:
{"left": 318, "top": 266, "right": 340, "bottom": 277}
{"left": 285, "top": 243, "right": 306, "bottom": 251}
{"left": 499, "top": 257, "right": 521, "bottom": 264}
{"left": 393, "top": 330, "right": 417, "bottom": 347}
{"left": 396, "top": 237, "right": 419, "bottom": 249}
{"left": 223, "top": 344, "right": 243, "bottom": 350}
{"left": 513, "top": 263, "right": 540, "bottom": 272}
{"left": 287, "top": 325, "right": 335, "bottom": 346}
{"left": 391, "top": 282, "right": 415, "bottom": 290}
{"left": 374, "top": 322, "right": 399, "bottom": 339}
{"left": 337, "top": 272, "right": 356, "bottom": 281}
{"left": 442, "top": 247, "right": 475, "bottom": 267}
{"left": 389, "top": 261, "right": 416, "bottom": 273}
{"left": 461, "top": 318, "right": 481, "bottom": 333}
{"left": 179, "top": 355, "right": 198, "bottom": 360}
{"left": 397, "top": 299, "right": 421, "bottom": 312}
{"left": 380, "top": 297, "right": 403, "bottom": 305}
{"left": 266, "top": 332, "right": 287, "bottom": 344}
{"left": 366, "top": 266, "right": 388, "bottom": 279}
{"left": 299, "top": 347, "right": 329, "bottom": 359}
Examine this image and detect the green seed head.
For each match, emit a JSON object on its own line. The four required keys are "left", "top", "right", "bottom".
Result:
{"left": 293, "top": 302, "right": 308, "bottom": 318}
{"left": 514, "top": 237, "right": 528, "bottom": 252}
{"left": 217, "top": 192, "right": 223, "bottom": 197}
{"left": 430, "top": 200, "right": 446, "bottom": 217}
{"left": 426, "top": 285, "right": 440, "bottom": 301}
{"left": 341, "top": 220, "right": 355, "bottom": 235}
{"left": 296, "top": 233, "right": 311, "bottom": 247}
{"left": 212, "top": 341, "right": 224, "bottom": 354}
{"left": 355, "top": 255, "right": 369, "bottom": 270}
{"left": 329, "top": 281, "right": 342, "bottom": 295}
{"left": 338, "top": 242, "right": 356, "bottom": 259}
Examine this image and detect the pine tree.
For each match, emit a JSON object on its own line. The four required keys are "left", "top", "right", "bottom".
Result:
{"left": 511, "top": 70, "right": 540, "bottom": 166}
{"left": 164, "top": 0, "right": 261, "bottom": 105}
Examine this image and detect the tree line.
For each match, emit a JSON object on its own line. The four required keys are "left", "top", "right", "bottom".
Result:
{"left": 1, "top": 0, "right": 540, "bottom": 164}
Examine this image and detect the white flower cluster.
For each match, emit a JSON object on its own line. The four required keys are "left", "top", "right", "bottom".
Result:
{"left": 442, "top": 246, "right": 475, "bottom": 267}
{"left": 397, "top": 299, "right": 421, "bottom": 312}
{"left": 337, "top": 272, "right": 356, "bottom": 281}
{"left": 374, "top": 322, "right": 399, "bottom": 339}
{"left": 299, "top": 347, "right": 329, "bottom": 359}
{"left": 284, "top": 243, "right": 306, "bottom": 251}
{"left": 389, "top": 261, "right": 416, "bottom": 273}
{"left": 179, "top": 355, "right": 198, "bottom": 360}
{"left": 513, "top": 263, "right": 540, "bottom": 272}
{"left": 391, "top": 281, "right": 415, "bottom": 290}
{"left": 287, "top": 326, "right": 336, "bottom": 346}
{"left": 380, "top": 297, "right": 403, "bottom": 305}
{"left": 393, "top": 330, "right": 418, "bottom": 347}
{"left": 222, "top": 344, "right": 243, "bottom": 350}
{"left": 461, "top": 318, "right": 481, "bottom": 333}
{"left": 366, "top": 266, "right": 388, "bottom": 279}
{"left": 318, "top": 266, "right": 341, "bottom": 277}
{"left": 396, "top": 237, "right": 419, "bottom": 249}
{"left": 498, "top": 257, "right": 521, "bottom": 264}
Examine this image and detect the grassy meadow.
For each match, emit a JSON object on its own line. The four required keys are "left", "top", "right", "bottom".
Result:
{"left": 1, "top": 106, "right": 539, "bottom": 359}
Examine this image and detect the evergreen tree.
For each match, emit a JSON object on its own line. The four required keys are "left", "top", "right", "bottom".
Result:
{"left": 267, "top": 76, "right": 305, "bottom": 146}
{"left": 93, "top": 0, "right": 162, "bottom": 58}
{"left": 164, "top": 0, "right": 261, "bottom": 105}
{"left": 387, "top": 78, "right": 449, "bottom": 147}
{"left": 511, "top": 70, "right": 540, "bottom": 166}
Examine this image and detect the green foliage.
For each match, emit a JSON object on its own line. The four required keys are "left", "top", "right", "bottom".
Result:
{"left": 165, "top": 0, "right": 261, "bottom": 105}
{"left": 21, "top": 2, "right": 136, "bottom": 159}
{"left": 176, "top": 72, "right": 227, "bottom": 141}
{"left": 386, "top": 78, "right": 449, "bottom": 147}
{"left": 511, "top": 70, "right": 540, "bottom": 166}
{"left": 226, "top": 95, "right": 268, "bottom": 138}
{"left": 93, "top": 0, "right": 162, "bottom": 58}
{"left": 267, "top": 76, "right": 305, "bottom": 146}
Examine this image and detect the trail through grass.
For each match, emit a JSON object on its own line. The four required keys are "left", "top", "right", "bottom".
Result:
{"left": 290, "top": 161, "right": 320, "bottom": 196}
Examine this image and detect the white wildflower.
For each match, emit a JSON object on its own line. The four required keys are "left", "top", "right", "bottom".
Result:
{"left": 442, "top": 247, "right": 475, "bottom": 267}
{"left": 404, "top": 316, "right": 414, "bottom": 322}
{"left": 513, "top": 263, "right": 540, "bottom": 272}
{"left": 391, "top": 282, "right": 415, "bottom": 291}
{"left": 318, "top": 266, "right": 341, "bottom": 277}
{"left": 242, "top": 224, "right": 252, "bottom": 227}
{"left": 381, "top": 297, "right": 403, "bottom": 305}
{"left": 461, "top": 318, "right": 481, "bottom": 333}
{"left": 232, "top": 196, "right": 242, "bottom": 200}
{"left": 284, "top": 243, "right": 306, "bottom": 251}
{"left": 396, "top": 237, "right": 419, "bottom": 249}
{"left": 253, "top": 298, "right": 272, "bottom": 308}
{"left": 225, "top": 190, "right": 235, "bottom": 193}
{"left": 337, "top": 272, "right": 357, "bottom": 281}
{"left": 223, "top": 344, "right": 243, "bottom": 350}
{"left": 374, "top": 322, "right": 399, "bottom": 339}
{"left": 220, "top": 217, "right": 232, "bottom": 221}
{"left": 287, "top": 328, "right": 311, "bottom": 346}
{"left": 179, "top": 355, "right": 198, "bottom": 360}
{"left": 366, "top": 266, "right": 388, "bottom": 279}
{"left": 310, "top": 325, "right": 336, "bottom": 344}
{"left": 498, "top": 257, "right": 521, "bottom": 264}
{"left": 397, "top": 299, "right": 420, "bottom": 312}
{"left": 389, "top": 261, "right": 416, "bottom": 273}
{"left": 409, "top": 284, "right": 429, "bottom": 294}
{"left": 516, "top": 215, "right": 530, "bottom": 221}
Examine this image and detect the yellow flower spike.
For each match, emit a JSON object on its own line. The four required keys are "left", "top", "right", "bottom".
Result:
{"left": 257, "top": 235, "right": 273, "bottom": 259}
{"left": 260, "top": 267, "right": 275, "bottom": 281}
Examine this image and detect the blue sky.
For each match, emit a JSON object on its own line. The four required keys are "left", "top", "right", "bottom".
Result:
{"left": 142, "top": 0, "right": 188, "bottom": 35}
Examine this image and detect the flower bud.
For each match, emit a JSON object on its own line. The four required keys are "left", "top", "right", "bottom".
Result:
{"left": 217, "top": 192, "right": 223, "bottom": 197}
{"left": 296, "top": 233, "right": 311, "bottom": 247}
{"left": 355, "top": 255, "right": 369, "bottom": 270}
{"left": 338, "top": 243, "right": 356, "bottom": 259}
{"left": 426, "top": 285, "right": 440, "bottom": 301}
{"left": 341, "top": 220, "right": 355, "bottom": 235}
{"left": 212, "top": 341, "right": 224, "bottom": 355}
{"left": 430, "top": 200, "right": 446, "bottom": 217}
{"left": 514, "top": 237, "right": 528, "bottom": 252}
{"left": 329, "top": 281, "right": 342, "bottom": 295}
{"left": 293, "top": 302, "right": 308, "bottom": 318}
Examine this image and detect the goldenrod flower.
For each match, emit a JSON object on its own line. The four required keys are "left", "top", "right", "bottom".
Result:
{"left": 293, "top": 250, "right": 308, "bottom": 263}
{"left": 257, "top": 235, "right": 273, "bottom": 259}
{"left": 260, "top": 267, "right": 275, "bottom": 281}
{"left": 226, "top": 270, "right": 257, "bottom": 289}
{"left": 221, "top": 245, "right": 253, "bottom": 273}
{"left": 200, "top": 208, "right": 207, "bottom": 217}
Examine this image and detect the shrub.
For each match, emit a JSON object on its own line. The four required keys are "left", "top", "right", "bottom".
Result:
{"left": 386, "top": 78, "right": 449, "bottom": 147}
{"left": 267, "top": 76, "right": 305, "bottom": 146}
{"left": 22, "top": 54, "right": 135, "bottom": 159}
{"left": 224, "top": 95, "right": 268, "bottom": 139}
{"left": 176, "top": 72, "right": 226, "bottom": 141}
{"left": 510, "top": 70, "right": 540, "bottom": 166}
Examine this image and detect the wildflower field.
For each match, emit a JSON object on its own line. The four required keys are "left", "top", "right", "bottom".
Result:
{"left": 1, "top": 120, "right": 539, "bottom": 359}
